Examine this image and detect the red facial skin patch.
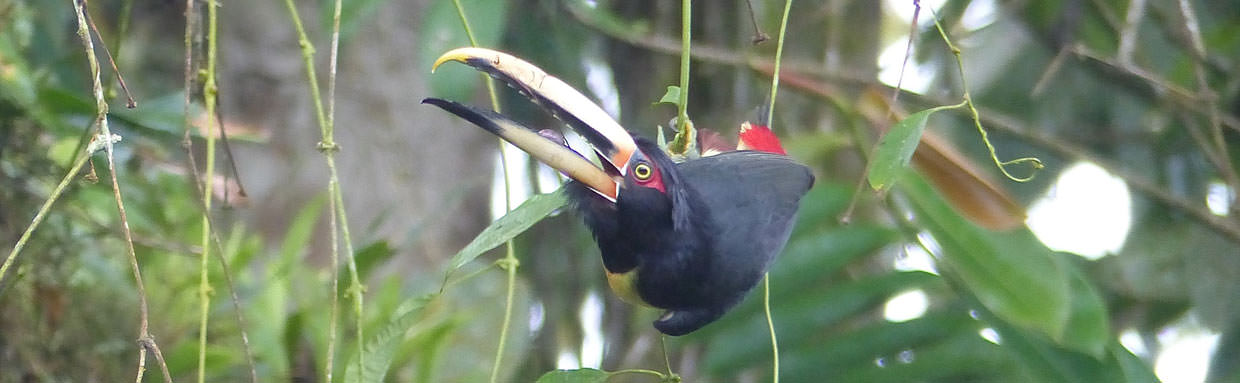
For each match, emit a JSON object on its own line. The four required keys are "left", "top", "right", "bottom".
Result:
{"left": 633, "top": 158, "right": 667, "bottom": 194}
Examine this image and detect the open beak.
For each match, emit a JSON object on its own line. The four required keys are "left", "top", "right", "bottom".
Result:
{"left": 422, "top": 98, "right": 619, "bottom": 200}
{"left": 424, "top": 47, "right": 638, "bottom": 201}
{"left": 431, "top": 47, "right": 636, "bottom": 177}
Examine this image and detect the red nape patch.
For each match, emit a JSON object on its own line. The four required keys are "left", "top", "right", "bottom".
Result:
{"left": 737, "top": 122, "right": 786, "bottom": 154}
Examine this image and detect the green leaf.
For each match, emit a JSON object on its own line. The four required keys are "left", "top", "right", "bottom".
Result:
{"left": 343, "top": 294, "right": 434, "bottom": 383}
{"left": 770, "top": 225, "right": 898, "bottom": 298}
{"left": 277, "top": 193, "right": 328, "bottom": 275}
{"left": 657, "top": 85, "right": 682, "bottom": 106}
{"left": 447, "top": 189, "right": 568, "bottom": 272}
{"left": 974, "top": 299, "right": 1157, "bottom": 383}
{"left": 779, "top": 310, "right": 982, "bottom": 382}
{"left": 831, "top": 332, "right": 1016, "bottom": 383}
{"left": 702, "top": 271, "right": 940, "bottom": 373}
{"left": 1058, "top": 257, "right": 1111, "bottom": 357}
{"left": 535, "top": 368, "right": 610, "bottom": 383}
{"left": 901, "top": 174, "right": 1074, "bottom": 343}
{"left": 868, "top": 106, "right": 950, "bottom": 191}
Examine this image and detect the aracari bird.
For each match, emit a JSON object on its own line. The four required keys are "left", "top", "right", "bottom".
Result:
{"left": 423, "top": 48, "right": 813, "bottom": 336}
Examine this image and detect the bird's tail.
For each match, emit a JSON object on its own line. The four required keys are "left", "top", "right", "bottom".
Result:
{"left": 654, "top": 307, "right": 726, "bottom": 336}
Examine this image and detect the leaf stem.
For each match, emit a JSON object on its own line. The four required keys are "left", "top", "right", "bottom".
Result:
{"left": 676, "top": 0, "right": 691, "bottom": 132}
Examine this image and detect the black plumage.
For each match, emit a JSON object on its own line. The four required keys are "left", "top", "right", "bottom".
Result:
{"left": 569, "top": 138, "right": 814, "bottom": 335}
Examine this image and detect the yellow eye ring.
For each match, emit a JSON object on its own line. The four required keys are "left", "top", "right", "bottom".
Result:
{"left": 633, "top": 163, "right": 653, "bottom": 180}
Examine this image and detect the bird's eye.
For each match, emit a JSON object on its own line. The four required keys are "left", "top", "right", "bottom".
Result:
{"left": 633, "top": 163, "right": 653, "bottom": 181}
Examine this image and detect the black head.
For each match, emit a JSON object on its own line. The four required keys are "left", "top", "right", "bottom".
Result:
{"left": 568, "top": 137, "right": 703, "bottom": 272}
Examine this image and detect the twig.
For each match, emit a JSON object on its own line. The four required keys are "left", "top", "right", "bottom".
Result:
{"left": 888, "top": 0, "right": 918, "bottom": 110}
{"left": 210, "top": 92, "right": 249, "bottom": 202}
{"left": 82, "top": 0, "right": 135, "bottom": 108}
{"left": 1070, "top": 46, "right": 1240, "bottom": 134}
{"left": 1116, "top": 0, "right": 1146, "bottom": 66}
{"left": 973, "top": 108, "right": 1240, "bottom": 244}
{"left": 743, "top": 0, "right": 768, "bottom": 44}
{"left": 1174, "top": 0, "right": 1238, "bottom": 216}
{"left": 69, "top": 1, "right": 172, "bottom": 382}
{"left": 0, "top": 148, "right": 91, "bottom": 285}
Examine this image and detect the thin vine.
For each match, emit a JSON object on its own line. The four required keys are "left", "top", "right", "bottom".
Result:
{"left": 762, "top": 0, "right": 794, "bottom": 379}
{"left": 928, "top": 8, "right": 1043, "bottom": 182}
{"left": 196, "top": 0, "right": 221, "bottom": 381}
{"left": 179, "top": 0, "right": 261, "bottom": 380}
{"left": 276, "top": 0, "right": 365, "bottom": 380}
{"left": 443, "top": 1, "right": 519, "bottom": 382}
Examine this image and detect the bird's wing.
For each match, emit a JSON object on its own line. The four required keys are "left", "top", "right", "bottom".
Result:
{"left": 678, "top": 151, "right": 814, "bottom": 295}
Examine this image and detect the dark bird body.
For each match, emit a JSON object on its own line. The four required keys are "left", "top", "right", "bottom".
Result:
{"left": 424, "top": 47, "right": 813, "bottom": 335}
{"left": 570, "top": 143, "right": 813, "bottom": 335}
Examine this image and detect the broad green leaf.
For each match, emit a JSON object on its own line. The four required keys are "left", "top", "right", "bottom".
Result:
{"left": 422, "top": 0, "right": 509, "bottom": 101}
{"left": 868, "top": 106, "right": 952, "bottom": 191}
{"left": 770, "top": 225, "right": 897, "bottom": 298}
{"left": 657, "top": 85, "right": 682, "bottom": 106}
{"left": 447, "top": 189, "right": 568, "bottom": 272}
{"left": 779, "top": 311, "right": 981, "bottom": 381}
{"left": 535, "top": 368, "right": 609, "bottom": 383}
{"left": 410, "top": 320, "right": 458, "bottom": 383}
{"left": 790, "top": 182, "right": 854, "bottom": 237}
{"left": 901, "top": 174, "right": 1073, "bottom": 341}
{"left": 976, "top": 298, "right": 1157, "bottom": 383}
{"left": 1058, "top": 256, "right": 1111, "bottom": 357}
{"left": 1113, "top": 345, "right": 1161, "bottom": 383}
{"left": 831, "top": 332, "right": 1016, "bottom": 383}
{"left": 702, "top": 271, "right": 940, "bottom": 374}
{"left": 343, "top": 294, "right": 434, "bottom": 383}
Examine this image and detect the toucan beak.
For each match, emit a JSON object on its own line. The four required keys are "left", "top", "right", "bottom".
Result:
{"left": 422, "top": 98, "right": 619, "bottom": 200}
{"left": 431, "top": 47, "right": 636, "bottom": 178}
{"left": 426, "top": 47, "right": 639, "bottom": 201}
